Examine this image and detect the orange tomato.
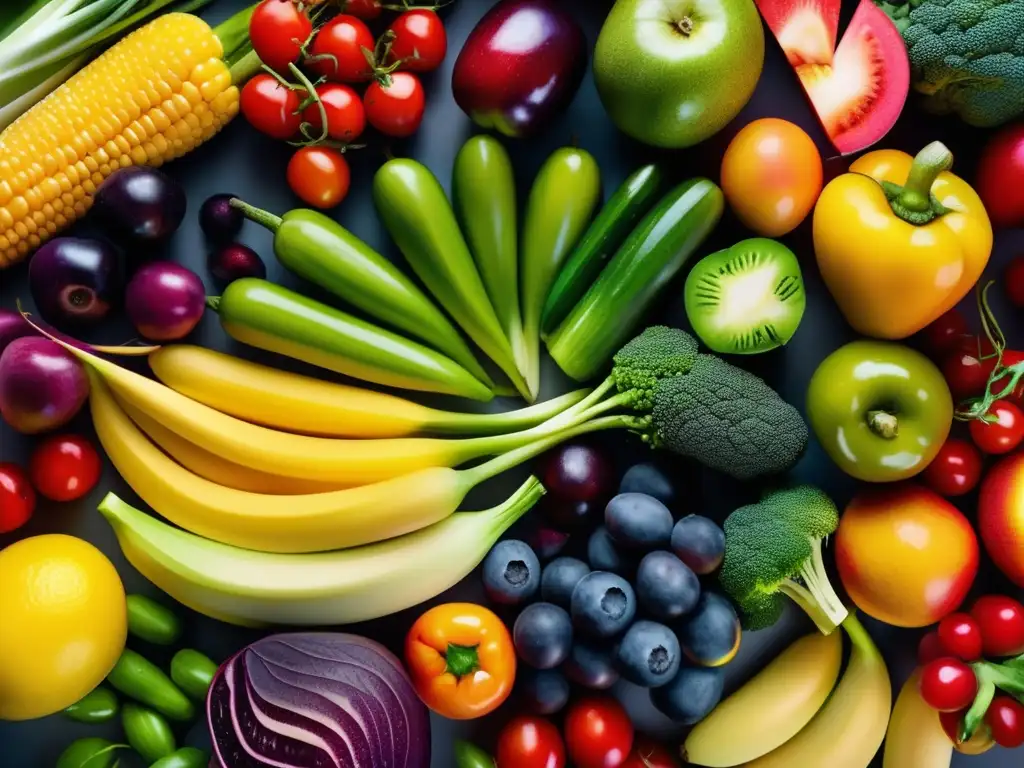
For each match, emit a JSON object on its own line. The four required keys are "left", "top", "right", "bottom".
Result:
{"left": 404, "top": 602, "right": 515, "bottom": 720}
{"left": 835, "top": 484, "right": 979, "bottom": 628}
{"left": 720, "top": 118, "right": 823, "bottom": 236}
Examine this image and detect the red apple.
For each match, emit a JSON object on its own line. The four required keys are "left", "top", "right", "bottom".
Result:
{"left": 978, "top": 452, "right": 1024, "bottom": 588}
{"left": 452, "top": 0, "right": 586, "bottom": 138}
{"left": 976, "top": 123, "right": 1024, "bottom": 229}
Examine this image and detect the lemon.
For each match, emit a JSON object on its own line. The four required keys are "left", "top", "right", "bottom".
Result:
{"left": 0, "top": 534, "right": 127, "bottom": 721}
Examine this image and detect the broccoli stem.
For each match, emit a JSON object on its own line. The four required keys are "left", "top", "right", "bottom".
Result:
{"left": 779, "top": 537, "right": 849, "bottom": 635}
{"left": 880, "top": 141, "right": 953, "bottom": 226}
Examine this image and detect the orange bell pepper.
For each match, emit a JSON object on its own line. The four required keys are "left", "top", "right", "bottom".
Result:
{"left": 404, "top": 602, "right": 516, "bottom": 720}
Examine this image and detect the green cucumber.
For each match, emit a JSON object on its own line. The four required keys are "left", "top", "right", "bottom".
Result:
{"left": 106, "top": 649, "right": 195, "bottom": 722}
{"left": 64, "top": 686, "right": 119, "bottom": 724}
{"left": 207, "top": 278, "right": 494, "bottom": 402}
{"left": 122, "top": 703, "right": 176, "bottom": 763}
{"left": 170, "top": 649, "right": 218, "bottom": 701}
{"left": 520, "top": 147, "right": 601, "bottom": 397}
{"left": 149, "top": 748, "right": 208, "bottom": 768}
{"left": 547, "top": 178, "right": 724, "bottom": 381}
{"left": 56, "top": 738, "right": 127, "bottom": 768}
{"left": 541, "top": 164, "right": 664, "bottom": 334}
{"left": 126, "top": 594, "right": 181, "bottom": 645}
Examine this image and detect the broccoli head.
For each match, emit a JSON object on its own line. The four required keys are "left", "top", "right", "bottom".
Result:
{"left": 879, "top": 0, "right": 1024, "bottom": 127}
{"left": 610, "top": 326, "right": 698, "bottom": 411}
{"left": 719, "top": 486, "right": 848, "bottom": 635}
{"left": 648, "top": 355, "right": 808, "bottom": 480}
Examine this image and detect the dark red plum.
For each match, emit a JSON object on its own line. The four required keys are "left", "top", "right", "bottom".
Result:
{"left": 0, "top": 309, "right": 33, "bottom": 356}
{"left": 29, "top": 238, "right": 120, "bottom": 326}
{"left": 207, "top": 244, "right": 266, "bottom": 285}
{"left": 452, "top": 0, "right": 586, "bottom": 138}
{"left": 93, "top": 166, "right": 186, "bottom": 242}
{"left": 125, "top": 261, "right": 206, "bottom": 341}
{"left": 200, "top": 194, "right": 245, "bottom": 243}
{"left": 0, "top": 337, "right": 88, "bottom": 434}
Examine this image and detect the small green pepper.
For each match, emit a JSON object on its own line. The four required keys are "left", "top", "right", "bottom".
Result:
{"left": 454, "top": 739, "right": 496, "bottom": 768}
{"left": 64, "top": 686, "right": 119, "bottom": 723}
{"left": 122, "top": 703, "right": 176, "bottom": 763}
{"left": 107, "top": 649, "right": 195, "bottom": 721}
{"left": 170, "top": 649, "right": 219, "bottom": 701}
{"left": 126, "top": 594, "right": 182, "bottom": 645}
{"left": 149, "top": 747, "right": 208, "bottom": 768}
{"left": 56, "top": 738, "right": 127, "bottom": 768}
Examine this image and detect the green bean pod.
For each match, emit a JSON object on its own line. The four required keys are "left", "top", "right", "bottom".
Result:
{"left": 56, "top": 738, "right": 126, "bottom": 768}
{"left": 520, "top": 147, "right": 601, "bottom": 396}
{"left": 64, "top": 686, "right": 119, "bottom": 724}
{"left": 170, "top": 649, "right": 218, "bottom": 702}
{"left": 126, "top": 594, "right": 181, "bottom": 645}
{"left": 207, "top": 278, "right": 494, "bottom": 402}
{"left": 373, "top": 158, "right": 533, "bottom": 401}
{"left": 148, "top": 747, "right": 208, "bottom": 768}
{"left": 106, "top": 649, "right": 195, "bottom": 722}
{"left": 122, "top": 703, "right": 176, "bottom": 763}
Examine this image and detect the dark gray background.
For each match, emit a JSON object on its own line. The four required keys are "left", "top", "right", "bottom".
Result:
{"left": 1, "top": 0, "right": 1022, "bottom": 765}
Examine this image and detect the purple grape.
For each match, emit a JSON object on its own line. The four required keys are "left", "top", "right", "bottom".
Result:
{"left": 125, "top": 261, "right": 205, "bottom": 341}
{"left": 208, "top": 244, "right": 266, "bottom": 285}
{"left": 200, "top": 194, "right": 245, "bottom": 243}
{"left": 541, "top": 443, "right": 612, "bottom": 503}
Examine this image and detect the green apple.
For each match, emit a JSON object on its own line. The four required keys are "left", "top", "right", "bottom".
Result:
{"left": 594, "top": 0, "right": 765, "bottom": 148}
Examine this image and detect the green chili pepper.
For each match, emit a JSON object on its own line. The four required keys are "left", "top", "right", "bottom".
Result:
{"left": 170, "top": 649, "right": 218, "bottom": 701}
{"left": 122, "top": 703, "right": 176, "bottom": 763}
{"left": 56, "top": 738, "right": 127, "bottom": 768}
{"left": 148, "top": 747, "right": 208, "bottom": 768}
{"left": 64, "top": 686, "right": 119, "bottom": 723}
{"left": 126, "top": 594, "right": 182, "bottom": 645}
{"left": 107, "top": 649, "right": 195, "bottom": 722}
{"left": 455, "top": 740, "right": 496, "bottom": 768}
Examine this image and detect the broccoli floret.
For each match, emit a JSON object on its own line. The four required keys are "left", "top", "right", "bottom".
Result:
{"left": 719, "top": 486, "right": 848, "bottom": 635}
{"left": 648, "top": 355, "right": 808, "bottom": 480}
{"left": 610, "top": 326, "right": 698, "bottom": 411}
{"left": 879, "top": 0, "right": 1024, "bottom": 127}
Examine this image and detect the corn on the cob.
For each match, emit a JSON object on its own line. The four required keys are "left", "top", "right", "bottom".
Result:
{"left": 0, "top": 13, "right": 239, "bottom": 268}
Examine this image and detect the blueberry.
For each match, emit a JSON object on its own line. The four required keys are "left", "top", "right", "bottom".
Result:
{"left": 605, "top": 493, "right": 673, "bottom": 551}
{"left": 513, "top": 602, "right": 573, "bottom": 669}
{"left": 650, "top": 665, "right": 725, "bottom": 724}
{"left": 516, "top": 667, "right": 570, "bottom": 715}
{"left": 530, "top": 526, "right": 570, "bottom": 561}
{"left": 563, "top": 642, "right": 620, "bottom": 690}
{"left": 616, "top": 620, "right": 681, "bottom": 688}
{"left": 587, "top": 526, "right": 636, "bottom": 576}
{"left": 671, "top": 515, "right": 726, "bottom": 575}
{"left": 677, "top": 592, "right": 742, "bottom": 667}
{"left": 482, "top": 540, "right": 540, "bottom": 606}
{"left": 571, "top": 571, "right": 636, "bottom": 639}
{"left": 619, "top": 463, "right": 677, "bottom": 508}
{"left": 636, "top": 551, "right": 701, "bottom": 620}
{"left": 541, "top": 557, "right": 591, "bottom": 609}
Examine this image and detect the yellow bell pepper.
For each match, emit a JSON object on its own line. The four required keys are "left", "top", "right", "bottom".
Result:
{"left": 812, "top": 142, "right": 992, "bottom": 339}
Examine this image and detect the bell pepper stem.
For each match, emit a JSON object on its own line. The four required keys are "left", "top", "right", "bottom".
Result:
{"left": 867, "top": 410, "right": 899, "bottom": 439}
{"left": 229, "top": 198, "right": 282, "bottom": 232}
{"left": 444, "top": 643, "right": 479, "bottom": 679}
{"left": 880, "top": 141, "right": 954, "bottom": 225}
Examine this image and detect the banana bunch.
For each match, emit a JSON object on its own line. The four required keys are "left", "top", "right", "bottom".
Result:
{"left": 684, "top": 615, "right": 892, "bottom": 768}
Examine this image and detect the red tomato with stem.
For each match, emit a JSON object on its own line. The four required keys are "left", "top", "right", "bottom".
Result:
{"left": 919, "top": 658, "right": 978, "bottom": 712}
{"left": 387, "top": 10, "right": 448, "bottom": 72}
{"left": 341, "top": 0, "right": 382, "bottom": 21}
{"left": 249, "top": 0, "right": 312, "bottom": 72}
{"left": 969, "top": 400, "right": 1024, "bottom": 454}
{"left": 287, "top": 147, "right": 351, "bottom": 209}
{"left": 987, "top": 697, "right": 1024, "bottom": 748}
{"left": 919, "top": 309, "right": 969, "bottom": 359}
{"left": 364, "top": 72, "right": 425, "bottom": 137}
{"left": 942, "top": 335, "right": 996, "bottom": 401}
{"left": 0, "top": 463, "right": 35, "bottom": 534}
{"left": 496, "top": 716, "right": 565, "bottom": 768}
{"left": 1006, "top": 256, "right": 1024, "bottom": 309}
{"left": 28, "top": 434, "right": 101, "bottom": 502}
{"left": 969, "top": 596, "right": 1024, "bottom": 657}
{"left": 621, "top": 738, "right": 678, "bottom": 768}
{"left": 936, "top": 612, "right": 984, "bottom": 661}
{"left": 309, "top": 14, "right": 375, "bottom": 83}
{"left": 564, "top": 697, "right": 634, "bottom": 768}
{"left": 918, "top": 630, "right": 946, "bottom": 666}
{"left": 301, "top": 83, "right": 366, "bottom": 142}
{"left": 240, "top": 74, "right": 302, "bottom": 139}
{"left": 921, "top": 438, "right": 983, "bottom": 497}
{"left": 975, "top": 123, "right": 1024, "bottom": 229}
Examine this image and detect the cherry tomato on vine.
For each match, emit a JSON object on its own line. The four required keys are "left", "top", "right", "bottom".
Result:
{"left": 987, "top": 696, "right": 1024, "bottom": 748}
{"left": 564, "top": 697, "right": 634, "bottom": 768}
{"left": 301, "top": 83, "right": 366, "bottom": 142}
{"left": 28, "top": 434, "right": 101, "bottom": 502}
{"left": 0, "top": 463, "right": 35, "bottom": 534}
{"left": 496, "top": 716, "right": 565, "bottom": 768}
{"left": 364, "top": 72, "right": 425, "bottom": 137}
{"left": 240, "top": 74, "right": 302, "bottom": 139}
{"left": 942, "top": 335, "right": 996, "bottom": 401}
{"left": 287, "top": 147, "right": 351, "bottom": 209}
{"left": 340, "top": 0, "right": 382, "bottom": 20}
{"left": 936, "top": 612, "right": 984, "bottom": 661}
{"left": 920, "top": 309, "right": 969, "bottom": 359}
{"left": 921, "top": 438, "right": 983, "bottom": 497}
{"left": 919, "top": 658, "right": 978, "bottom": 712}
{"left": 970, "top": 595, "right": 1024, "bottom": 657}
{"left": 1007, "top": 256, "right": 1024, "bottom": 308}
{"left": 387, "top": 10, "right": 448, "bottom": 72}
{"left": 969, "top": 400, "right": 1024, "bottom": 454}
{"left": 918, "top": 630, "right": 946, "bottom": 666}
{"left": 308, "top": 14, "right": 375, "bottom": 83}
{"left": 249, "top": 0, "right": 312, "bottom": 72}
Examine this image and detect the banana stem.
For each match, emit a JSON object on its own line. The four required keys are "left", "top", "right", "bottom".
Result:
{"left": 423, "top": 389, "right": 591, "bottom": 436}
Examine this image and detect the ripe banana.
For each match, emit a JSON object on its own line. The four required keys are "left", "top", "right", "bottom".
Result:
{"left": 883, "top": 670, "right": 952, "bottom": 768}
{"left": 745, "top": 614, "right": 892, "bottom": 768}
{"left": 97, "top": 477, "right": 545, "bottom": 627}
{"left": 149, "top": 345, "right": 588, "bottom": 438}
{"left": 683, "top": 631, "right": 842, "bottom": 766}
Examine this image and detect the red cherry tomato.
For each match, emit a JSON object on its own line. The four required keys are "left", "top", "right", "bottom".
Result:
{"left": 496, "top": 716, "right": 565, "bottom": 768}
{"left": 621, "top": 738, "right": 678, "bottom": 768}
{"left": 308, "top": 14, "right": 375, "bottom": 83}
{"left": 975, "top": 123, "right": 1024, "bottom": 229}
{"left": 936, "top": 612, "right": 984, "bottom": 661}
{"left": 920, "top": 438, "right": 983, "bottom": 497}
{"left": 920, "top": 309, "right": 969, "bottom": 359}
{"left": 341, "top": 0, "right": 382, "bottom": 20}
{"left": 942, "top": 335, "right": 996, "bottom": 401}
{"left": 969, "top": 400, "right": 1024, "bottom": 454}
{"left": 918, "top": 630, "right": 946, "bottom": 666}
{"left": 987, "top": 696, "right": 1024, "bottom": 748}
{"left": 1007, "top": 256, "right": 1024, "bottom": 309}
{"left": 940, "top": 709, "right": 996, "bottom": 753}
{"left": 28, "top": 434, "right": 102, "bottom": 502}
{"left": 564, "top": 697, "right": 634, "bottom": 768}
{"left": 0, "top": 463, "right": 35, "bottom": 534}
{"left": 248, "top": 0, "right": 312, "bottom": 72}
{"left": 301, "top": 83, "right": 366, "bottom": 142}
{"left": 387, "top": 10, "right": 448, "bottom": 72}
{"left": 363, "top": 72, "right": 425, "bottom": 137}
{"left": 286, "top": 147, "right": 351, "bottom": 209}
{"left": 969, "top": 595, "right": 1024, "bottom": 657}
{"left": 240, "top": 74, "right": 302, "bottom": 139}
{"left": 919, "top": 658, "right": 979, "bottom": 712}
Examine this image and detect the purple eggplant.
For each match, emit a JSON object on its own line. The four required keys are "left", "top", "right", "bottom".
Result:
{"left": 125, "top": 261, "right": 206, "bottom": 341}
{"left": 93, "top": 166, "right": 187, "bottom": 242}
{"left": 452, "top": 0, "right": 586, "bottom": 138}
{"left": 28, "top": 237, "right": 120, "bottom": 326}
{"left": 200, "top": 193, "right": 245, "bottom": 243}
{"left": 0, "top": 337, "right": 88, "bottom": 434}
{"left": 207, "top": 243, "right": 266, "bottom": 285}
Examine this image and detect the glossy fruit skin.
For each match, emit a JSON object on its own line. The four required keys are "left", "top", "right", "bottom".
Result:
{"left": 543, "top": 444, "right": 612, "bottom": 504}
{"left": 650, "top": 665, "right": 725, "bottom": 725}
{"left": 496, "top": 716, "right": 566, "bottom": 768}
{"left": 942, "top": 335, "right": 996, "bottom": 400}
{"left": 618, "top": 462, "right": 676, "bottom": 508}
{"left": 565, "top": 696, "right": 634, "bottom": 768}
{"left": 670, "top": 515, "right": 725, "bottom": 575}
{"left": 0, "top": 462, "right": 35, "bottom": 534}
{"left": 920, "top": 309, "right": 969, "bottom": 358}
{"left": 564, "top": 642, "right": 619, "bottom": 690}
{"left": 975, "top": 123, "right": 1024, "bottom": 228}
{"left": 207, "top": 244, "right": 267, "bottom": 285}
{"left": 969, "top": 400, "right": 1024, "bottom": 454}
{"left": 1006, "top": 256, "right": 1024, "bottom": 308}
{"left": 676, "top": 592, "right": 741, "bottom": 667}
{"left": 199, "top": 194, "right": 244, "bottom": 243}
{"left": 635, "top": 551, "right": 700, "bottom": 620}
{"left": 28, "top": 434, "right": 101, "bottom": 502}
{"left": 571, "top": 571, "right": 637, "bottom": 639}
{"left": 513, "top": 602, "right": 573, "bottom": 670}
{"left": 836, "top": 484, "right": 980, "bottom": 627}
{"left": 807, "top": 341, "right": 953, "bottom": 481}
{"left": 388, "top": 10, "right": 447, "bottom": 72}
{"left": 342, "top": 0, "right": 382, "bottom": 20}
{"left": 29, "top": 238, "right": 120, "bottom": 327}
{"left": 301, "top": 83, "right": 365, "bottom": 142}
{"left": 621, "top": 739, "right": 678, "bottom": 768}
{"left": 720, "top": 118, "right": 822, "bottom": 236}
{"left": 970, "top": 595, "right": 1024, "bottom": 656}
{"left": 364, "top": 72, "right": 425, "bottom": 137}
{"left": 483, "top": 539, "right": 541, "bottom": 605}
{"left": 918, "top": 631, "right": 945, "bottom": 666}
{"left": 986, "top": 696, "right": 1024, "bottom": 748}
{"left": 93, "top": 167, "right": 186, "bottom": 243}
{"left": 587, "top": 526, "right": 636, "bottom": 577}
{"left": 616, "top": 620, "right": 681, "bottom": 687}
{"left": 540, "top": 557, "right": 590, "bottom": 609}
{"left": 240, "top": 74, "right": 301, "bottom": 139}
{"left": 125, "top": 261, "right": 205, "bottom": 341}
{"left": 936, "top": 613, "right": 983, "bottom": 661}
{"left": 287, "top": 147, "right": 351, "bottom": 209}
{"left": 919, "top": 657, "right": 978, "bottom": 711}
{"left": 0, "top": 337, "right": 89, "bottom": 434}
{"left": 977, "top": 452, "right": 1024, "bottom": 587}
{"left": 452, "top": 0, "right": 586, "bottom": 138}
{"left": 309, "top": 14, "right": 375, "bottom": 83}
{"left": 940, "top": 709, "right": 996, "bottom": 754}
{"left": 921, "top": 438, "right": 983, "bottom": 497}
{"left": 517, "top": 667, "right": 570, "bottom": 715}
{"left": 249, "top": 0, "right": 312, "bottom": 72}
{"left": 605, "top": 493, "right": 673, "bottom": 550}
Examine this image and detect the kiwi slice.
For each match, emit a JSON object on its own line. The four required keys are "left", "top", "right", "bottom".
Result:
{"left": 684, "top": 238, "right": 806, "bottom": 354}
